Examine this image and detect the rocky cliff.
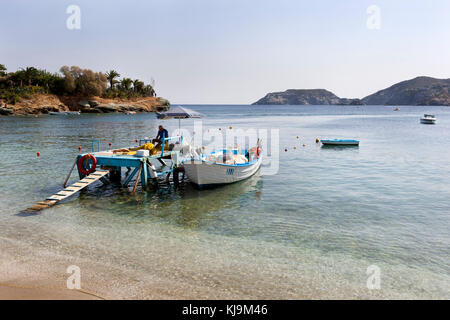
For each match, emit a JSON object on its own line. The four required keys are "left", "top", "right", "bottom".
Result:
{"left": 361, "top": 76, "right": 450, "bottom": 106}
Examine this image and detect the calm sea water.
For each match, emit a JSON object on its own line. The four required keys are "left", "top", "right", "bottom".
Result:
{"left": 0, "top": 105, "right": 449, "bottom": 299}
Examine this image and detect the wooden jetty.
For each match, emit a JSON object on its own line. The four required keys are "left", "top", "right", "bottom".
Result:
{"left": 25, "top": 136, "right": 183, "bottom": 213}
{"left": 25, "top": 170, "right": 109, "bottom": 212}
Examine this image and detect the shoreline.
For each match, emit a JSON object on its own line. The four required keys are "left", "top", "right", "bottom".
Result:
{"left": 0, "top": 93, "right": 170, "bottom": 116}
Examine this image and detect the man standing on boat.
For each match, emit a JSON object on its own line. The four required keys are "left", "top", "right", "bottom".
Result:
{"left": 153, "top": 125, "right": 169, "bottom": 149}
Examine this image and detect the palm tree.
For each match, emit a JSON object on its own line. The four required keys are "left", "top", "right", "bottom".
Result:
{"left": 133, "top": 79, "right": 144, "bottom": 93}
{"left": 144, "top": 85, "right": 155, "bottom": 97}
{"left": 105, "top": 70, "right": 120, "bottom": 90}
{"left": 120, "top": 78, "right": 133, "bottom": 91}
{"left": 20, "top": 67, "right": 39, "bottom": 86}
{"left": 36, "top": 70, "right": 56, "bottom": 93}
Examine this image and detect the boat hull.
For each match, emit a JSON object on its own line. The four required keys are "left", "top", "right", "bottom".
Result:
{"left": 420, "top": 118, "right": 436, "bottom": 124}
{"left": 321, "top": 139, "right": 359, "bottom": 146}
{"left": 183, "top": 157, "right": 262, "bottom": 188}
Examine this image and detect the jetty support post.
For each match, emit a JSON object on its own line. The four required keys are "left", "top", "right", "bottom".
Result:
{"left": 123, "top": 166, "right": 140, "bottom": 187}
{"left": 108, "top": 166, "right": 122, "bottom": 183}
{"left": 63, "top": 158, "right": 78, "bottom": 188}
{"left": 140, "top": 159, "right": 148, "bottom": 189}
{"left": 147, "top": 160, "right": 159, "bottom": 188}
{"left": 76, "top": 155, "right": 85, "bottom": 179}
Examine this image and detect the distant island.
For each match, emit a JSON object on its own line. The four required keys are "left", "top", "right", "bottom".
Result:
{"left": 253, "top": 76, "right": 450, "bottom": 106}
{"left": 0, "top": 64, "right": 170, "bottom": 116}
{"left": 253, "top": 89, "right": 363, "bottom": 106}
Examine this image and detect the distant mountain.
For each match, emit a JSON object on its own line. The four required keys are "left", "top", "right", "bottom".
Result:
{"left": 252, "top": 89, "right": 363, "bottom": 105}
{"left": 252, "top": 76, "right": 450, "bottom": 106}
{"left": 361, "top": 76, "right": 450, "bottom": 106}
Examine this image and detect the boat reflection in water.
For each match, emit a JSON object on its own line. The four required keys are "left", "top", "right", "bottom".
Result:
{"left": 164, "top": 171, "right": 263, "bottom": 229}
{"left": 75, "top": 169, "right": 263, "bottom": 229}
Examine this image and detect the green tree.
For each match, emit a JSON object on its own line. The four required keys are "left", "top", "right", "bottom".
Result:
{"left": 106, "top": 70, "right": 120, "bottom": 90}
{"left": 0, "top": 64, "right": 6, "bottom": 77}
{"left": 143, "top": 84, "right": 155, "bottom": 97}
{"left": 60, "top": 66, "right": 107, "bottom": 96}
{"left": 133, "top": 79, "right": 144, "bottom": 93}
{"left": 120, "top": 78, "right": 133, "bottom": 91}
{"left": 20, "top": 67, "right": 39, "bottom": 86}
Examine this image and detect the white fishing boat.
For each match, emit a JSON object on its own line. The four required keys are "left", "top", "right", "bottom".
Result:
{"left": 420, "top": 114, "right": 436, "bottom": 124}
{"left": 182, "top": 146, "right": 262, "bottom": 189}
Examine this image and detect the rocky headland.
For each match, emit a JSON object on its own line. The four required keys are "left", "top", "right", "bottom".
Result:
{"left": 0, "top": 94, "right": 170, "bottom": 116}
{"left": 253, "top": 76, "right": 450, "bottom": 106}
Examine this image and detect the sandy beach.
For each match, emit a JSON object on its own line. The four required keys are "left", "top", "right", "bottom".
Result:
{"left": 0, "top": 283, "right": 100, "bottom": 300}
{"left": 0, "top": 236, "right": 102, "bottom": 300}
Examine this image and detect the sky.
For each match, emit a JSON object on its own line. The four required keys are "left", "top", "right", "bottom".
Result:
{"left": 1, "top": 0, "right": 449, "bottom": 104}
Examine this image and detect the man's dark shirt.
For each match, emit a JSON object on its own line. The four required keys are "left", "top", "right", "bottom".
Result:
{"left": 156, "top": 129, "right": 169, "bottom": 140}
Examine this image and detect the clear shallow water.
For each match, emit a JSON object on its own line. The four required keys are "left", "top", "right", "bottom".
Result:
{"left": 0, "top": 105, "right": 449, "bottom": 299}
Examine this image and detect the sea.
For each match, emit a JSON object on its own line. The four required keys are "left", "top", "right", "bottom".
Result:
{"left": 0, "top": 105, "right": 449, "bottom": 299}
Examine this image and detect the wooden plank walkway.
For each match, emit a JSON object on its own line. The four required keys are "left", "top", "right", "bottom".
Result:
{"left": 24, "top": 170, "right": 109, "bottom": 212}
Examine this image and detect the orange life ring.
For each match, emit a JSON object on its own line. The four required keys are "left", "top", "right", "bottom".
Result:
{"left": 78, "top": 154, "right": 97, "bottom": 176}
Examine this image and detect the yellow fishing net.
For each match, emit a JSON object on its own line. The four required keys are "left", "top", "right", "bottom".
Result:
{"left": 115, "top": 143, "right": 157, "bottom": 156}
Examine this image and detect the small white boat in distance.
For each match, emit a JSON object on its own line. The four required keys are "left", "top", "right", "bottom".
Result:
{"left": 321, "top": 139, "right": 359, "bottom": 146}
{"left": 420, "top": 114, "right": 436, "bottom": 124}
{"left": 49, "top": 111, "right": 80, "bottom": 115}
{"left": 182, "top": 146, "right": 262, "bottom": 189}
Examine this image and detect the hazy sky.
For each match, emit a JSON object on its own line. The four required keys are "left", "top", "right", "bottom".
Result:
{"left": 1, "top": 0, "right": 449, "bottom": 104}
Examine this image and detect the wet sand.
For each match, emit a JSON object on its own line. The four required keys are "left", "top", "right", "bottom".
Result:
{"left": 0, "top": 284, "right": 100, "bottom": 300}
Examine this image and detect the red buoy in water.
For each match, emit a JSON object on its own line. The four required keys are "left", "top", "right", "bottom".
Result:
{"left": 135, "top": 139, "right": 138, "bottom": 143}
{"left": 108, "top": 142, "right": 112, "bottom": 147}
{"left": 36, "top": 152, "right": 40, "bottom": 158}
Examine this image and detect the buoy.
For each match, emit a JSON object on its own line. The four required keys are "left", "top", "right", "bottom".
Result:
{"left": 36, "top": 152, "right": 40, "bottom": 158}
{"left": 315, "top": 138, "right": 320, "bottom": 143}
{"left": 78, "top": 146, "right": 82, "bottom": 152}
{"left": 293, "top": 146, "right": 296, "bottom": 150}
{"left": 78, "top": 154, "right": 97, "bottom": 176}
{"left": 296, "top": 136, "right": 299, "bottom": 139}
{"left": 229, "top": 126, "right": 232, "bottom": 129}
{"left": 108, "top": 142, "right": 112, "bottom": 147}
{"left": 284, "top": 148, "right": 288, "bottom": 152}
{"left": 135, "top": 139, "right": 138, "bottom": 143}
